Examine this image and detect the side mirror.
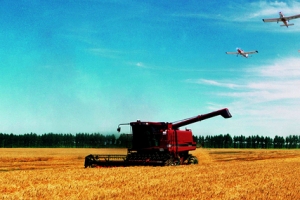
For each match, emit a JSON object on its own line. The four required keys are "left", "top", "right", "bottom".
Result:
{"left": 117, "top": 127, "right": 121, "bottom": 132}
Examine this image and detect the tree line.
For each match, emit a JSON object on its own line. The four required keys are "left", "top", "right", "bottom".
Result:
{"left": 0, "top": 132, "right": 299, "bottom": 148}
{"left": 0, "top": 133, "right": 130, "bottom": 148}
{"left": 193, "top": 134, "right": 299, "bottom": 149}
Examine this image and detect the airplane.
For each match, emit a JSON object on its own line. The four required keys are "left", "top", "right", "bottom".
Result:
{"left": 226, "top": 48, "right": 258, "bottom": 58}
{"left": 262, "top": 12, "right": 300, "bottom": 27}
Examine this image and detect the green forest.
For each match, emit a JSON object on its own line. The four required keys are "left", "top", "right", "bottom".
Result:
{"left": 0, "top": 132, "right": 299, "bottom": 149}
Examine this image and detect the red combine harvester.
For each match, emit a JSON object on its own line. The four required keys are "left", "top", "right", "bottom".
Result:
{"left": 84, "top": 108, "right": 231, "bottom": 167}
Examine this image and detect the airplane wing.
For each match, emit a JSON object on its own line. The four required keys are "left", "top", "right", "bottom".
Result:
{"left": 262, "top": 18, "right": 280, "bottom": 22}
{"left": 285, "top": 14, "right": 300, "bottom": 21}
{"left": 225, "top": 52, "right": 238, "bottom": 54}
{"left": 244, "top": 50, "right": 258, "bottom": 54}
{"left": 263, "top": 14, "right": 300, "bottom": 22}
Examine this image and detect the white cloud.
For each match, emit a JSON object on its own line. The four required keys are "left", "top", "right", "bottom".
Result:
{"left": 250, "top": 1, "right": 300, "bottom": 17}
{"left": 88, "top": 48, "right": 124, "bottom": 59}
{"left": 231, "top": 1, "right": 300, "bottom": 20}
{"left": 136, "top": 62, "right": 146, "bottom": 68}
{"left": 191, "top": 79, "right": 242, "bottom": 89}
{"left": 127, "top": 61, "right": 152, "bottom": 69}
{"left": 189, "top": 57, "right": 300, "bottom": 125}
{"left": 172, "top": 1, "right": 300, "bottom": 31}
{"left": 252, "top": 58, "right": 300, "bottom": 77}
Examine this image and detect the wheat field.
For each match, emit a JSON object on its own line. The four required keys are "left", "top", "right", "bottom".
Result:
{"left": 1, "top": 148, "right": 300, "bottom": 200}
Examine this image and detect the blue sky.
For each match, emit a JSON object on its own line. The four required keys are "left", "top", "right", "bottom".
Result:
{"left": 1, "top": 0, "right": 300, "bottom": 137}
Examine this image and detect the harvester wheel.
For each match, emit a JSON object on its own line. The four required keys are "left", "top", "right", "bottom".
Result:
{"left": 84, "top": 155, "right": 95, "bottom": 168}
{"left": 165, "top": 157, "right": 180, "bottom": 166}
{"left": 188, "top": 156, "right": 198, "bottom": 164}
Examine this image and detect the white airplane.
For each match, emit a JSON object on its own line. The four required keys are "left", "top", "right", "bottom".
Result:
{"left": 226, "top": 48, "right": 258, "bottom": 58}
{"left": 262, "top": 12, "right": 300, "bottom": 27}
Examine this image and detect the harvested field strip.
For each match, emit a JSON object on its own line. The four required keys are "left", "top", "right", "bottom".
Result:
{"left": 1, "top": 148, "right": 300, "bottom": 199}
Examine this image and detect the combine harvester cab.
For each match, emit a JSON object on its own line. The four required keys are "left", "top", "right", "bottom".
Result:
{"left": 84, "top": 108, "right": 232, "bottom": 167}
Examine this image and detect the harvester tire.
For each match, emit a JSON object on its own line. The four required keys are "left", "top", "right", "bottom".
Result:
{"left": 165, "top": 157, "right": 180, "bottom": 166}
{"left": 84, "top": 155, "right": 95, "bottom": 168}
{"left": 188, "top": 156, "right": 198, "bottom": 164}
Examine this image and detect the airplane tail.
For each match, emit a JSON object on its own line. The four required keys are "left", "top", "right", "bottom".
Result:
{"left": 281, "top": 24, "right": 294, "bottom": 27}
